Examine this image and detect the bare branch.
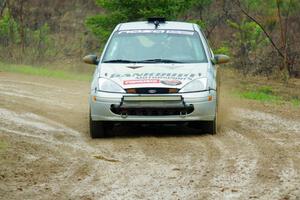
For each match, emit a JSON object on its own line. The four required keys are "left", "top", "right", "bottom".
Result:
{"left": 234, "top": 0, "right": 285, "bottom": 59}
{"left": 206, "top": 14, "right": 226, "bottom": 39}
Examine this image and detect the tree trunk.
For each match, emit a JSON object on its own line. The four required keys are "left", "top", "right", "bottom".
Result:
{"left": 19, "top": 0, "right": 25, "bottom": 54}
{"left": 0, "top": 0, "right": 7, "bottom": 18}
{"left": 276, "top": 0, "right": 287, "bottom": 72}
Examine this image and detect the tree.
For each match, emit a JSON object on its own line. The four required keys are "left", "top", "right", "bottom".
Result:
{"left": 86, "top": 0, "right": 194, "bottom": 45}
{"left": 227, "top": 19, "right": 266, "bottom": 74}
{"left": 6, "top": 0, "right": 28, "bottom": 53}
{"left": 234, "top": 0, "right": 300, "bottom": 78}
{"left": 185, "top": 0, "right": 227, "bottom": 39}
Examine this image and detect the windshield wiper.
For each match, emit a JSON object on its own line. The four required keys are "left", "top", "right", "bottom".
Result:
{"left": 103, "top": 59, "right": 137, "bottom": 63}
{"left": 138, "top": 59, "right": 183, "bottom": 63}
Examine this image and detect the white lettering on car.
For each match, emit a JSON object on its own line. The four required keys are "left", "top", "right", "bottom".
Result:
{"left": 110, "top": 73, "right": 196, "bottom": 80}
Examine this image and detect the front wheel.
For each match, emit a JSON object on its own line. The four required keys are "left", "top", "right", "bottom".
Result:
{"left": 206, "top": 117, "right": 217, "bottom": 135}
{"left": 188, "top": 117, "right": 217, "bottom": 135}
{"left": 89, "top": 114, "right": 107, "bottom": 138}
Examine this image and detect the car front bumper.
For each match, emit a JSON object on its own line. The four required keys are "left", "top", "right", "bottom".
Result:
{"left": 90, "top": 91, "right": 216, "bottom": 122}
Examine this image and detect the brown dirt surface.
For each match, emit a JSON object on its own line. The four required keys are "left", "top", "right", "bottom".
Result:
{"left": 0, "top": 72, "right": 299, "bottom": 200}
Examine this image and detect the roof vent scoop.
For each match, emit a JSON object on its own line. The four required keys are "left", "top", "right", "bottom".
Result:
{"left": 148, "top": 17, "right": 166, "bottom": 29}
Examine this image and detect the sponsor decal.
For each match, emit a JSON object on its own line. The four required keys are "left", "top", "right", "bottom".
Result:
{"left": 123, "top": 79, "right": 160, "bottom": 85}
{"left": 118, "top": 30, "right": 194, "bottom": 36}
{"left": 111, "top": 72, "right": 196, "bottom": 81}
{"left": 161, "top": 80, "right": 182, "bottom": 86}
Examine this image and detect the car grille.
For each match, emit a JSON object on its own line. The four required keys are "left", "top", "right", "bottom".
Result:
{"left": 110, "top": 106, "right": 194, "bottom": 116}
{"left": 126, "top": 88, "right": 178, "bottom": 94}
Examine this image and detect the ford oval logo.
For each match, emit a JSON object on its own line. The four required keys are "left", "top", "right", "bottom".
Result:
{"left": 148, "top": 89, "right": 157, "bottom": 94}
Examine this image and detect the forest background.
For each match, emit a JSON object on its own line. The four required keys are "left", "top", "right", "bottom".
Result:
{"left": 0, "top": 0, "right": 299, "bottom": 79}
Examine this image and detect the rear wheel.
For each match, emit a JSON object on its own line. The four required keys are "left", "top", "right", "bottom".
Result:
{"left": 89, "top": 114, "right": 107, "bottom": 138}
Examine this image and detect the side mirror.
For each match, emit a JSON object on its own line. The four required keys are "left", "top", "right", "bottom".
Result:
{"left": 212, "top": 54, "right": 230, "bottom": 65}
{"left": 83, "top": 55, "right": 99, "bottom": 65}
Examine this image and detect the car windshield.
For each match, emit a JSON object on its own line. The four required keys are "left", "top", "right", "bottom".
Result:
{"left": 102, "top": 30, "right": 208, "bottom": 63}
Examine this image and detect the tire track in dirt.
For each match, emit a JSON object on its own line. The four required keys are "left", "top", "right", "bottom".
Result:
{"left": 206, "top": 131, "right": 258, "bottom": 200}
{"left": 0, "top": 78, "right": 84, "bottom": 95}
{"left": 0, "top": 80, "right": 78, "bottom": 109}
{"left": 0, "top": 108, "right": 121, "bottom": 199}
{"left": 102, "top": 136, "right": 211, "bottom": 199}
{"left": 234, "top": 108, "right": 300, "bottom": 199}
{"left": 1, "top": 73, "right": 300, "bottom": 199}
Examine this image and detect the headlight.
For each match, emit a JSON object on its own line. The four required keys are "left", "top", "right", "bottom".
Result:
{"left": 98, "top": 78, "right": 125, "bottom": 93}
{"left": 179, "top": 78, "right": 207, "bottom": 93}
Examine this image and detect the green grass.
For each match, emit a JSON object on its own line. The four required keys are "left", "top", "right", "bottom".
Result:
{"left": 237, "top": 86, "right": 282, "bottom": 103}
{"left": 236, "top": 85, "right": 300, "bottom": 107}
{"left": 240, "top": 91, "right": 281, "bottom": 102}
{"left": 0, "top": 140, "right": 8, "bottom": 152}
{"left": 0, "top": 62, "right": 91, "bottom": 81}
{"left": 241, "top": 86, "right": 280, "bottom": 102}
{"left": 291, "top": 98, "right": 300, "bottom": 107}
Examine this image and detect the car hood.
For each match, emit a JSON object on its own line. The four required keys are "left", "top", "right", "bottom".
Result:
{"left": 98, "top": 63, "right": 209, "bottom": 89}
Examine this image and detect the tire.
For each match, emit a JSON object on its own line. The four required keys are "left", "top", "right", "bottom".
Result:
{"left": 89, "top": 114, "right": 107, "bottom": 138}
{"left": 207, "top": 117, "right": 217, "bottom": 135}
{"left": 190, "top": 68, "right": 220, "bottom": 135}
{"left": 189, "top": 120, "right": 216, "bottom": 135}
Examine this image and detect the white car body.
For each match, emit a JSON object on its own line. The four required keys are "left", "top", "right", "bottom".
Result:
{"left": 86, "top": 19, "right": 227, "bottom": 137}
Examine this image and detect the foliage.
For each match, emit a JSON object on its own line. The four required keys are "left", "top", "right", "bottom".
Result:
{"left": 236, "top": 0, "right": 300, "bottom": 77}
{"left": 0, "top": 0, "right": 299, "bottom": 78}
{"left": 226, "top": 18, "right": 269, "bottom": 74}
{"left": 86, "top": 0, "right": 201, "bottom": 44}
{"left": 0, "top": 11, "right": 19, "bottom": 45}
{"left": 214, "top": 44, "right": 231, "bottom": 56}
{"left": 227, "top": 20, "right": 265, "bottom": 52}
{"left": 245, "top": 0, "right": 300, "bottom": 16}
{"left": 188, "top": 19, "right": 206, "bottom": 29}
{"left": 0, "top": 10, "right": 53, "bottom": 63}
{"left": 186, "top": 0, "right": 213, "bottom": 27}
{"left": 30, "top": 23, "right": 53, "bottom": 60}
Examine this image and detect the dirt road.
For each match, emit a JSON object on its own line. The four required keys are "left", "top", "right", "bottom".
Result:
{"left": 0, "top": 72, "right": 299, "bottom": 200}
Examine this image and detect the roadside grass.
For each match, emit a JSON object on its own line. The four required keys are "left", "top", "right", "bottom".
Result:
{"left": 0, "top": 62, "right": 91, "bottom": 81}
{"left": 220, "top": 69, "right": 300, "bottom": 108}
{"left": 234, "top": 83, "right": 300, "bottom": 107}
{"left": 0, "top": 140, "right": 8, "bottom": 153}
{"left": 291, "top": 98, "right": 300, "bottom": 107}
{"left": 237, "top": 86, "right": 282, "bottom": 103}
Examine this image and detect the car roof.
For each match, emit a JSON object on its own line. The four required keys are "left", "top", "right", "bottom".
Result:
{"left": 118, "top": 21, "right": 196, "bottom": 31}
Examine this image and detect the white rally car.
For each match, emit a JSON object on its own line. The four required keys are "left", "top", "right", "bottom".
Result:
{"left": 84, "top": 18, "right": 229, "bottom": 138}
